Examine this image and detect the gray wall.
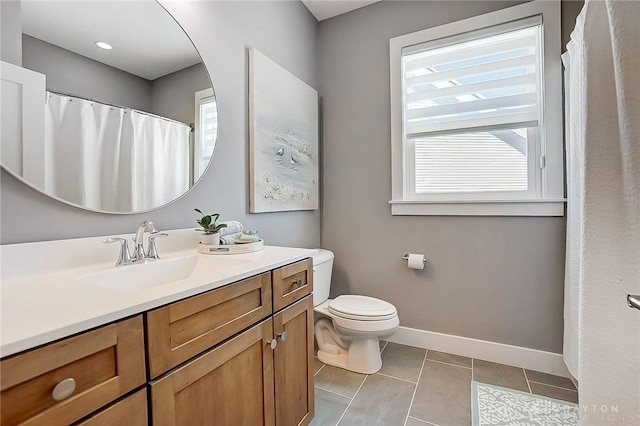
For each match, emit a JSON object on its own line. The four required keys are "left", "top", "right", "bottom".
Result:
{"left": 0, "top": 1, "right": 22, "bottom": 65}
{"left": 22, "top": 35, "right": 152, "bottom": 112}
{"left": 150, "top": 63, "right": 210, "bottom": 126}
{"left": 318, "top": 1, "right": 580, "bottom": 353}
{"left": 22, "top": 34, "right": 211, "bottom": 122}
{"left": 1, "top": 0, "right": 320, "bottom": 249}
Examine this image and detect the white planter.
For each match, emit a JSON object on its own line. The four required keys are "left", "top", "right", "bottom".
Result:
{"left": 200, "top": 233, "right": 220, "bottom": 245}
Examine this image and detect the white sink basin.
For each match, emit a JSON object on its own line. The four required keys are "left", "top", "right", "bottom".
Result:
{"left": 80, "top": 255, "right": 199, "bottom": 292}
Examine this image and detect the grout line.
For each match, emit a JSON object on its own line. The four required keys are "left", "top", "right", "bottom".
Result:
{"left": 376, "top": 372, "right": 417, "bottom": 385}
{"left": 527, "top": 380, "right": 579, "bottom": 392}
{"left": 314, "top": 385, "right": 353, "bottom": 400}
{"left": 335, "top": 374, "right": 368, "bottom": 426}
{"left": 314, "top": 362, "right": 326, "bottom": 377}
{"left": 404, "top": 350, "right": 428, "bottom": 426}
{"left": 423, "top": 358, "right": 472, "bottom": 370}
{"left": 471, "top": 358, "right": 474, "bottom": 382}
{"left": 523, "top": 369, "right": 533, "bottom": 393}
{"left": 408, "top": 416, "right": 440, "bottom": 426}
{"left": 380, "top": 340, "right": 389, "bottom": 353}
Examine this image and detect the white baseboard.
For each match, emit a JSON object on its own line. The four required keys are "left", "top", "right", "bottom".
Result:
{"left": 387, "top": 326, "right": 572, "bottom": 378}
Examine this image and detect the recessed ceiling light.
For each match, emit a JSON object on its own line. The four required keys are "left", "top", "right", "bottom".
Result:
{"left": 94, "top": 41, "right": 112, "bottom": 50}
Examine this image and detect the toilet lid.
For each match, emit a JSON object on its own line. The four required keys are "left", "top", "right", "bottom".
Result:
{"left": 328, "top": 295, "right": 397, "bottom": 321}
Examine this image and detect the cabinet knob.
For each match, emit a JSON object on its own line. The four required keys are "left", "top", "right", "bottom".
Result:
{"left": 278, "top": 331, "right": 288, "bottom": 342}
{"left": 52, "top": 378, "right": 76, "bottom": 401}
{"left": 269, "top": 339, "right": 278, "bottom": 350}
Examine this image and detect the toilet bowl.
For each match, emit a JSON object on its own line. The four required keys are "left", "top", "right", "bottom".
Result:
{"left": 312, "top": 250, "right": 399, "bottom": 374}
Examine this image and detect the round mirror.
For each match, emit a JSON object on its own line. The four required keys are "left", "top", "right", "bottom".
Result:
{"left": 1, "top": 1, "right": 217, "bottom": 213}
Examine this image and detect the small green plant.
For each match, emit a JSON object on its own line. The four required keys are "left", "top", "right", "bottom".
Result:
{"left": 195, "top": 209, "right": 228, "bottom": 234}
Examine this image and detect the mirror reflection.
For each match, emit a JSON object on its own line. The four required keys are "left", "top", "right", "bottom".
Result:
{"left": 1, "top": 1, "right": 217, "bottom": 213}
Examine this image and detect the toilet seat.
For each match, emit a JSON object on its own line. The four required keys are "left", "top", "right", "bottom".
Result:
{"left": 328, "top": 295, "right": 397, "bottom": 321}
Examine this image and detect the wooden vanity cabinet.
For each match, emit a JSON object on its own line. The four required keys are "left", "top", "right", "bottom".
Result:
{"left": 148, "top": 258, "right": 315, "bottom": 426}
{"left": 0, "top": 257, "right": 314, "bottom": 426}
{"left": 0, "top": 316, "right": 145, "bottom": 426}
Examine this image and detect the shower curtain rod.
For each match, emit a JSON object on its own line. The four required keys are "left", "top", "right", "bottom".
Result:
{"left": 46, "top": 89, "right": 194, "bottom": 131}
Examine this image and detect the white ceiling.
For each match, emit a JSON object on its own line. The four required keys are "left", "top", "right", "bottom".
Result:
{"left": 21, "top": 1, "right": 202, "bottom": 81}
{"left": 301, "top": 0, "right": 381, "bottom": 21}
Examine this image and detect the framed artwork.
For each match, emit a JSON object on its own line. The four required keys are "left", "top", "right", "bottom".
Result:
{"left": 249, "top": 48, "right": 319, "bottom": 213}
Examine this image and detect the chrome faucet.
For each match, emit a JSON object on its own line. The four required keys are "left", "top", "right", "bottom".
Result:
{"left": 103, "top": 220, "right": 168, "bottom": 266}
{"left": 133, "top": 220, "right": 157, "bottom": 261}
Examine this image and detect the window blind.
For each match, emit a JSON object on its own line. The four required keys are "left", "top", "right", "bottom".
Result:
{"left": 402, "top": 21, "right": 542, "bottom": 139}
{"left": 402, "top": 18, "right": 542, "bottom": 195}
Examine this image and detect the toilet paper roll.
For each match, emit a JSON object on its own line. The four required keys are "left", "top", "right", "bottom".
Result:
{"left": 407, "top": 253, "right": 425, "bottom": 270}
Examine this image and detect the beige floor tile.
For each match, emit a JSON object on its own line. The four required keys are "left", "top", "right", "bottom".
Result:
{"left": 426, "top": 350, "right": 472, "bottom": 369}
{"left": 310, "top": 388, "right": 351, "bottom": 426}
{"left": 379, "top": 343, "right": 426, "bottom": 382}
{"left": 405, "top": 416, "right": 433, "bottom": 425}
{"left": 529, "top": 382, "right": 579, "bottom": 404}
{"left": 473, "top": 359, "right": 529, "bottom": 392}
{"left": 410, "top": 360, "right": 471, "bottom": 426}
{"left": 525, "top": 370, "right": 577, "bottom": 390}
{"left": 338, "top": 374, "right": 415, "bottom": 426}
{"left": 315, "top": 364, "right": 366, "bottom": 398}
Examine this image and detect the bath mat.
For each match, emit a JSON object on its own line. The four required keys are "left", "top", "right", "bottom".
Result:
{"left": 472, "top": 381, "right": 578, "bottom": 426}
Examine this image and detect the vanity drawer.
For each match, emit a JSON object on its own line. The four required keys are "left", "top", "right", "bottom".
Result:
{"left": 272, "top": 258, "right": 313, "bottom": 312}
{"left": 0, "top": 316, "right": 145, "bottom": 426}
{"left": 146, "top": 272, "right": 272, "bottom": 378}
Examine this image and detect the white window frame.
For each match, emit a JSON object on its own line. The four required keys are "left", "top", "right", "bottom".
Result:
{"left": 390, "top": 1, "right": 564, "bottom": 216}
{"left": 194, "top": 87, "right": 217, "bottom": 183}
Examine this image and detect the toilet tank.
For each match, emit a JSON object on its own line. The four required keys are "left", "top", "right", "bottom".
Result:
{"left": 312, "top": 249, "right": 334, "bottom": 307}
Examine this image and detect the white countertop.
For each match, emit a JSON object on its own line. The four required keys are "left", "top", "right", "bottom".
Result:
{"left": 1, "top": 233, "right": 317, "bottom": 357}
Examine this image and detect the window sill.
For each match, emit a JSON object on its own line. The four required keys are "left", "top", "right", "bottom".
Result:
{"left": 389, "top": 199, "right": 566, "bottom": 216}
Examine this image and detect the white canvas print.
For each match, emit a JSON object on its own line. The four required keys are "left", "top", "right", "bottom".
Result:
{"left": 249, "top": 48, "right": 319, "bottom": 213}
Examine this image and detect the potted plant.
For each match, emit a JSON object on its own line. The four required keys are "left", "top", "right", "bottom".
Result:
{"left": 195, "top": 209, "right": 227, "bottom": 245}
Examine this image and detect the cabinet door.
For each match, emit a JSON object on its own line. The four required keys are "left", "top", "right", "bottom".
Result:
{"left": 0, "top": 316, "right": 145, "bottom": 426}
{"left": 273, "top": 295, "right": 314, "bottom": 426}
{"left": 77, "top": 389, "right": 147, "bottom": 426}
{"left": 149, "top": 319, "right": 275, "bottom": 426}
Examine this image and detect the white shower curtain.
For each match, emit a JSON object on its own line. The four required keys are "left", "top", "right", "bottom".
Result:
{"left": 563, "top": 0, "right": 640, "bottom": 423}
{"left": 45, "top": 93, "right": 190, "bottom": 212}
{"left": 130, "top": 110, "right": 190, "bottom": 211}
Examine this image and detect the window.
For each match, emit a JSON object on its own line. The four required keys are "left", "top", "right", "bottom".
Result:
{"left": 390, "top": 1, "right": 564, "bottom": 216}
{"left": 194, "top": 88, "right": 218, "bottom": 183}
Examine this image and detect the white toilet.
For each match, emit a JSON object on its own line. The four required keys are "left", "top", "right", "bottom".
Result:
{"left": 313, "top": 249, "right": 399, "bottom": 374}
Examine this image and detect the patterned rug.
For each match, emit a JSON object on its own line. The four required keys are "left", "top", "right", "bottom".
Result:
{"left": 472, "top": 381, "right": 579, "bottom": 426}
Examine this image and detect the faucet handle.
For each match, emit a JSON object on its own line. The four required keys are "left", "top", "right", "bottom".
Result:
{"left": 146, "top": 232, "right": 168, "bottom": 260}
{"left": 103, "top": 238, "right": 132, "bottom": 266}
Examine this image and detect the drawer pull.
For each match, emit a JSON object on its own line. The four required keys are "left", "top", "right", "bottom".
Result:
{"left": 270, "top": 339, "right": 278, "bottom": 350}
{"left": 277, "top": 331, "right": 288, "bottom": 342}
{"left": 291, "top": 278, "right": 303, "bottom": 290}
{"left": 52, "top": 378, "right": 76, "bottom": 401}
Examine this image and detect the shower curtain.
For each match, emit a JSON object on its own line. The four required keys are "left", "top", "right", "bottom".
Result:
{"left": 44, "top": 93, "right": 190, "bottom": 211}
{"left": 563, "top": 0, "right": 640, "bottom": 423}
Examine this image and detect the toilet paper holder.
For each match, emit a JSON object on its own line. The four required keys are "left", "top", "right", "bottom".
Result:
{"left": 402, "top": 254, "right": 427, "bottom": 263}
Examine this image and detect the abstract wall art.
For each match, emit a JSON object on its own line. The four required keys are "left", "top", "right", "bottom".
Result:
{"left": 249, "top": 48, "right": 319, "bottom": 213}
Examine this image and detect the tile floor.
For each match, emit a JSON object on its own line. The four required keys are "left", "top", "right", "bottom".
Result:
{"left": 311, "top": 341, "right": 578, "bottom": 426}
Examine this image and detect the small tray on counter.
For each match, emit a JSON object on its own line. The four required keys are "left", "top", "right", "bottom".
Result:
{"left": 197, "top": 239, "right": 264, "bottom": 255}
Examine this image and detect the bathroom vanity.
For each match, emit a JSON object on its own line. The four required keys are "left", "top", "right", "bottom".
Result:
{"left": 0, "top": 234, "right": 316, "bottom": 426}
